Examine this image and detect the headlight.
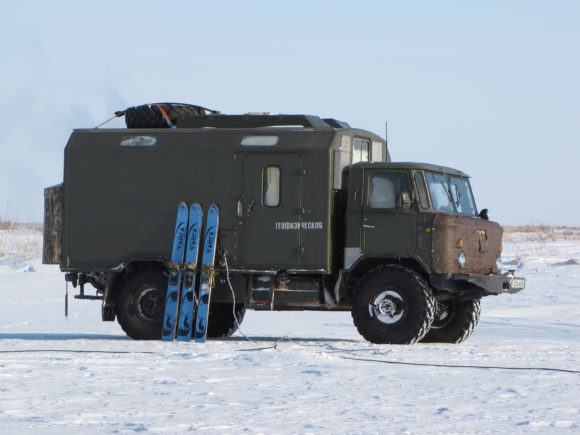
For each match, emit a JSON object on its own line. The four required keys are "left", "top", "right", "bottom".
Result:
{"left": 458, "top": 251, "right": 466, "bottom": 268}
{"left": 496, "top": 255, "right": 502, "bottom": 271}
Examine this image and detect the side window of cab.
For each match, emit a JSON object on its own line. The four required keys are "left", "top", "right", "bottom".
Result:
{"left": 368, "top": 173, "right": 408, "bottom": 209}
{"left": 414, "top": 172, "right": 430, "bottom": 209}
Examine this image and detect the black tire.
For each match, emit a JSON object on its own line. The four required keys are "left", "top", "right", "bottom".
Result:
{"left": 207, "top": 303, "right": 246, "bottom": 338}
{"left": 352, "top": 265, "right": 435, "bottom": 344}
{"left": 123, "top": 103, "right": 213, "bottom": 129}
{"left": 115, "top": 269, "right": 167, "bottom": 340}
{"left": 421, "top": 298, "right": 481, "bottom": 343}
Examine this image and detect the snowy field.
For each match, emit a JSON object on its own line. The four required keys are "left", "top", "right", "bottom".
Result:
{"left": 1, "top": 227, "right": 579, "bottom": 433}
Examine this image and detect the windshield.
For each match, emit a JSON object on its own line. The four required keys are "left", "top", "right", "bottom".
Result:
{"left": 425, "top": 172, "right": 477, "bottom": 216}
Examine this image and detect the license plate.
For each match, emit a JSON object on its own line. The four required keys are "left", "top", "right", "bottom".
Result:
{"left": 511, "top": 278, "right": 525, "bottom": 289}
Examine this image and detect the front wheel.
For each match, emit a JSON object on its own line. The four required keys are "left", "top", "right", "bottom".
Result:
{"left": 420, "top": 298, "right": 481, "bottom": 343}
{"left": 352, "top": 265, "right": 435, "bottom": 344}
{"left": 116, "top": 269, "right": 167, "bottom": 340}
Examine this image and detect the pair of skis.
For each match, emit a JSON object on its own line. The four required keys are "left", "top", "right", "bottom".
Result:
{"left": 162, "top": 202, "right": 219, "bottom": 343}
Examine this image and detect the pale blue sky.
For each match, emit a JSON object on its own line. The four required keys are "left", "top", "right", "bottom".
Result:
{"left": 1, "top": 1, "right": 579, "bottom": 225}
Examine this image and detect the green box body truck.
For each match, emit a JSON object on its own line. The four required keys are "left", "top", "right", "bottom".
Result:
{"left": 43, "top": 104, "right": 524, "bottom": 344}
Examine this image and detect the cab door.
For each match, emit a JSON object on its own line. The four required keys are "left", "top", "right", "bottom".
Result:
{"left": 361, "top": 170, "right": 416, "bottom": 255}
{"left": 240, "top": 154, "right": 302, "bottom": 269}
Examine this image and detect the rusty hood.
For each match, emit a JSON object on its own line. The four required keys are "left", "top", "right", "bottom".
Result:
{"left": 432, "top": 213, "right": 503, "bottom": 275}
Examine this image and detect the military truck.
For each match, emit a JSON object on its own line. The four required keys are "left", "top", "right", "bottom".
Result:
{"left": 43, "top": 103, "right": 525, "bottom": 344}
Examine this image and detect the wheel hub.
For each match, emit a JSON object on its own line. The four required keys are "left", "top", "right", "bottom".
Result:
{"left": 137, "top": 286, "right": 163, "bottom": 323}
{"left": 370, "top": 290, "right": 405, "bottom": 324}
{"left": 378, "top": 298, "right": 397, "bottom": 317}
{"left": 431, "top": 300, "right": 453, "bottom": 329}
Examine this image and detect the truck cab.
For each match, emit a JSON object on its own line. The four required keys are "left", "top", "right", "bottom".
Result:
{"left": 339, "top": 163, "right": 524, "bottom": 343}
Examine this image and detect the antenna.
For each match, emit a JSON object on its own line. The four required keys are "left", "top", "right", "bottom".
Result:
{"left": 385, "top": 121, "right": 389, "bottom": 159}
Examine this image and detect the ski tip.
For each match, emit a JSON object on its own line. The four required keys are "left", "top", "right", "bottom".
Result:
{"left": 190, "top": 203, "right": 203, "bottom": 212}
{"left": 178, "top": 201, "right": 188, "bottom": 210}
{"left": 209, "top": 203, "right": 219, "bottom": 213}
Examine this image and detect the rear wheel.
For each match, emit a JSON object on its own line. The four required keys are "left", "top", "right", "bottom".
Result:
{"left": 116, "top": 269, "right": 166, "bottom": 340}
{"left": 421, "top": 298, "right": 481, "bottom": 343}
{"left": 352, "top": 265, "right": 435, "bottom": 344}
{"left": 207, "top": 303, "right": 246, "bottom": 338}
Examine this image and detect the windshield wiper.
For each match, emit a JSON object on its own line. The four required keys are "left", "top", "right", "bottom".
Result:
{"left": 439, "top": 168, "right": 459, "bottom": 213}
{"left": 439, "top": 182, "right": 454, "bottom": 204}
{"left": 455, "top": 187, "right": 461, "bottom": 207}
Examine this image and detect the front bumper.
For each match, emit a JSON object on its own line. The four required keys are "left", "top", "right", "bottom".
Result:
{"left": 430, "top": 271, "right": 525, "bottom": 298}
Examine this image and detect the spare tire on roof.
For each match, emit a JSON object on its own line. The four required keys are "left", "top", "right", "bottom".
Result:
{"left": 115, "top": 103, "right": 219, "bottom": 128}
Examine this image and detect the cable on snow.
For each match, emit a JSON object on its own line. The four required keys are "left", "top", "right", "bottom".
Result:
{"left": 340, "top": 355, "right": 580, "bottom": 375}
{"left": 0, "top": 349, "right": 155, "bottom": 355}
{"left": 223, "top": 251, "right": 281, "bottom": 352}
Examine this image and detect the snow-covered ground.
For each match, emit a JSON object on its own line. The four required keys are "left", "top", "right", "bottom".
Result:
{"left": 1, "top": 227, "right": 579, "bottom": 433}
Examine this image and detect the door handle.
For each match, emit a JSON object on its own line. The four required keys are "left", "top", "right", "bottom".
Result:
{"left": 362, "top": 224, "right": 375, "bottom": 229}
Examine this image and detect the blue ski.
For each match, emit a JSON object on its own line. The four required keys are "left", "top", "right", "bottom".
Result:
{"left": 194, "top": 204, "right": 219, "bottom": 343}
{"left": 161, "top": 202, "right": 189, "bottom": 341}
{"left": 176, "top": 204, "right": 203, "bottom": 341}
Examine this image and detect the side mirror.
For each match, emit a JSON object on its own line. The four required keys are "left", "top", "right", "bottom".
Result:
{"left": 399, "top": 191, "right": 411, "bottom": 211}
{"left": 479, "top": 208, "right": 489, "bottom": 220}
